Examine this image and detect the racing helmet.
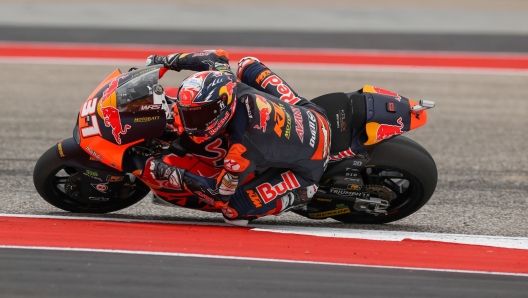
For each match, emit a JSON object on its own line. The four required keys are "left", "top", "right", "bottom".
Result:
{"left": 176, "top": 71, "right": 238, "bottom": 143}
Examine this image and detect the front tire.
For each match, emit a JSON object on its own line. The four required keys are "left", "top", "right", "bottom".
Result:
{"left": 33, "top": 144, "right": 150, "bottom": 213}
{"left": 333, "top": 136, "right": 437, "bottom": 224}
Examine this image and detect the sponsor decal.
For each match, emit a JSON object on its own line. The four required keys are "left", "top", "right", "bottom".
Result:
{"left": 256, "top": 171, "right": 301, "bottom": 204}
{"left": 107, "top": 175, "right": 124, "bottom": 182}
{"left": 89, "top": 197, "right": 110, "bottom": 201}
{"left": 261, "top": 75, "right": 301, "bottom": 105}
{"left": 85, "top": 170, "right": 99, "bottom": 177}
{"left": 83, "top": 170, "right": 102, "bottom": 181}
{"left": 195, "top": 191, "right": 215, "bottom": 205}
{"left": 207, "top": 109, "right": 232, "bottom": 137}
{"left": 85, "top": 147, "right": 102, "bottom": 161}
{"left": 192, "top": 51, "right": 211, "bottom": 57}
{"left": 190, "top": 138, "right": 227, "bottom": 168}
{"left": 101, "top": 106, "right": 131, "bottom": 144}
{"left": 347, "top": 184, "right": 363, "bottom": 191}
{"left": 131, "top": 67, "right": 156, "bottom": 79}
{"left": 364, "top": 117, "right": 404, "bottom": 146}
{"left": 337, "top": 109, "right": 347, "bottom": 131}
{"left": 91, "top": 183, "right": 108, "bottom": 193}
{"left": 308, "top": 207, "right": 351, "bottom": 219}
{"left": 318, "top": 114, "right": 330, "bottom": 159}
{"left": 269, "top": 101, "right": 288, "bottom": 138}
{"left": 291, "top": 107, "right": 304, "bottom": 143}
{"left": 140, "top": 104, "right": 162, "bottom": 111}
{"left": 224, "top": 159, "right": 240, "bottom": 171}
{"left": 306, "top": 111, "right": 317, "bottom": 148}
{"left": 279, "top": 103, "right": 291, "bottom": 139}
{"left": 57, "top": 140, "right": 65, "bottom": 158}
{"left": 244, "top": 95, "right": 253, "bottom": 119}
{"left": 134, "top": 116, "right": 161, "bottom": 123}
{"left": 344, "top": 178, "right": 361, "bottom": 183}
{"left": 329, "top": 188, "right": 365, "bottom": 197}
{"left": 253, "top": 94, "right": 272, "bottom": 132}
{"left": 102, "top": 75, "right": 127, "bottom": 102}
{"left": 246, "top": 190, "right": 263, "bottom": 208}
{"left": 255, "top": 69, "right": 272, "bottom": 85}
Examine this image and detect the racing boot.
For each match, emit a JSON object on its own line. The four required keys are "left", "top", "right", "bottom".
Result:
{"left": 274, "top": 185, "right": 318, "bottom": 215}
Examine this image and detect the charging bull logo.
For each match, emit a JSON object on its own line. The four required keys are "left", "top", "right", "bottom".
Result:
{"left": 253, "top": 94, "right": 273, "bottom": 132}
{"left": 101, "top": 106, "right": 130, "bottom": 144}
{"left": 219, "top": 80, "right": 237, "bottom": 104}
{"left": 364, "top": 117, "right": 404, "bottom": 146}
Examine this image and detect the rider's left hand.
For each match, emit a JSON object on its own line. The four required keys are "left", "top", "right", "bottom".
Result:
{"left": 217, "top": 170, "right": 238, "bottom": 196}
{"left": 146, "top": 53, "right": 182, "bottom": 71}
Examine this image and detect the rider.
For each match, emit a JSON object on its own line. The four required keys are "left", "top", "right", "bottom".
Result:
{"left": 143, "top": 49, "right": 337, "bottom": 226}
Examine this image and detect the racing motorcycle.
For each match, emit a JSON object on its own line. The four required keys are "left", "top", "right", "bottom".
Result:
{"left": 33, "top": 65, "right": 437, "bottom": 224}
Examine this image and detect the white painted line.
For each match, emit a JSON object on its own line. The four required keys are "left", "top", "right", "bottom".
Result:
{"left": 252, "top": 226, "right": 528, "bottom": 250}
{"left": 1, "top": 57, "right": 528, "bottom": 76}
{"left": 1, "top": 245, "right": 527, "bottom": 277}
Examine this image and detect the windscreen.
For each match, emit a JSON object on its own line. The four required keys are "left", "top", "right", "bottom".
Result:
{"left": 115, "top": 68, "right": 160, "bottom": 112}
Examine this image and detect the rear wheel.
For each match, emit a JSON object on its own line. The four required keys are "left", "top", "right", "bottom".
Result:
{"left": 333, "top": 136, "right": 437, "bottom": 224}
{"left": 33, "top": 145, "right": 150, "bottom": 213}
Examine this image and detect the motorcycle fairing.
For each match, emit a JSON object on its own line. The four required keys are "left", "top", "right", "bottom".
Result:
{"left": 362, "top": 85, "right": 429, "bottom": 144}
{"left": 77, "top": 66, "right": 168, "bottom": 171}
{"left": 362, "top": 86, "right": 412, "bottom": 146}
{"left": 56, "top": 137, "right": 135, "bottom": 203}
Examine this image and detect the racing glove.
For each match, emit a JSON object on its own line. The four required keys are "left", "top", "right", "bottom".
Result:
{"left": 217, "top": 170, "right": 239, "bottom": 196}
{"left": 146, "top": 53, "right": 182, "bottom": 71}
{"left": 146, "top": 158, "right": 185, "bottom": 190}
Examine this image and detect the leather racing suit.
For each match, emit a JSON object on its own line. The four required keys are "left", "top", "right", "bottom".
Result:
{"left": 145, "top": 50, "right": 331, "bottom": 225}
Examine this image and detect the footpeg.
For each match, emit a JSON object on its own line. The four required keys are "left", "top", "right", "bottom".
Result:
{"left": 353, "top": 197, "right": 389, "bottom": 215}
{"left": 411, "top": 100, "right": 435, "bottom": 114}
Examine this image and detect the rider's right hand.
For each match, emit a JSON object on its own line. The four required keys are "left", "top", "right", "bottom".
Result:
{"left": 145, "top": 158, "right": 186, "bottom": 190}
{"left": 146, "top": 53, "right": 182, "bottom": 71}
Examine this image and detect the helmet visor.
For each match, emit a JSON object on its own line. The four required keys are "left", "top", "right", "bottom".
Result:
{"left": 178, "top": 100, "right": 225, "bottom": 133}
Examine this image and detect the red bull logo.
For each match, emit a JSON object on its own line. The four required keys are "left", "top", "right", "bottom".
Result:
{"left": 102, "top": 75, "right": 127, "bottom": 102}
{"left": 261, "top": 75, "right": 301, "bottom": 105}
{"left": 364, "top": 117, "right": 404, "bottom": 146}
{"left": 253, "top": 94, "right": 272, "bottom": 132}
{"left": 255, "top": 171, "right": 301, "bottom": 204}
{"left": 101, "top": 106, "right": 131, "bottom": 144}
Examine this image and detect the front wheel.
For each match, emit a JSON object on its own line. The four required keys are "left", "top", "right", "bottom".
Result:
{"left": 333, "top": 136, "right": 437, "bottom": 224}
{"left": 33, "top": 144, "right": 150, "bottom": 213}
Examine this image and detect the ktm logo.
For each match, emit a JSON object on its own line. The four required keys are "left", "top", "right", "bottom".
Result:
{"left": 246, "top": 190, "right": 263, "bottom": 208}
{"left": 255, "top": 70, "right": 271, "bottom": 84}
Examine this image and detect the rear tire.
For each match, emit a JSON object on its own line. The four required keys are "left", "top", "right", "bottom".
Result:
{"left": 33, "top": 145, "right": 149, "bottom": 213}
{"left": 333, "top": 136, "right": 437, "bottom": 224}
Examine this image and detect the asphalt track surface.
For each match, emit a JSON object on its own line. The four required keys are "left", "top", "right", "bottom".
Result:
{"left": 1, "top": 1, "right": 528, "bottom": 297}
{"left": 2, "top": 247, "right": 528, "bottom": 298}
